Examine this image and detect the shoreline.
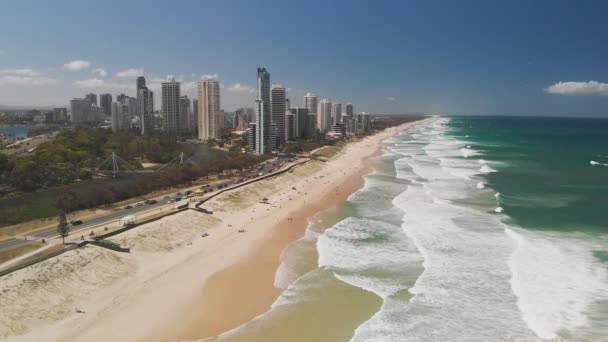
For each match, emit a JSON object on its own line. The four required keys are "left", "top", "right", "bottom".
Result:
{"left": 0, "top": 120, "right": 425, "bottom": 342}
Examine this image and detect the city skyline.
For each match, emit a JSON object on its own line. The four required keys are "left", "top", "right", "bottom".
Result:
{"left": 1, "top": 0, "right": 608, "bottom": 116}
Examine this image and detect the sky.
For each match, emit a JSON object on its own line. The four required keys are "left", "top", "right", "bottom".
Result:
{"left": 1, "top": 0, "right": 608, "bottom": 116}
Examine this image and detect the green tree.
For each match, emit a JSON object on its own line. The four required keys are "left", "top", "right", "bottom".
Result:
{"left": 57, "top": 212, "right": 69, "bottom": 244}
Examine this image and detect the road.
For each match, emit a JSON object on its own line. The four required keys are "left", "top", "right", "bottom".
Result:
{"left": 0, "top": 156, "right": 292, "bottom": 251}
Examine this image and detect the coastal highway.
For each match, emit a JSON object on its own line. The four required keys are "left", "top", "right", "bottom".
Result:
{"left": 0, "top": 157, "right": 290, "bottom": 251}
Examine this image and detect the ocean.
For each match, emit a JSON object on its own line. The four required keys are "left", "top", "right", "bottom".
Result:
{"left": 212, "top": 116, "right": 608, "bottom": 341}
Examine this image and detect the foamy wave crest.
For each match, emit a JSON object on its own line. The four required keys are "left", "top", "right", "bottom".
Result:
{"left": 477, "top": 181, "right": 486, "bottom": 189}
{"left": 590, "top": 160, "right": 608, "bottom": 166}
{"left": 480, "top": 164, "right": 497, "bottom": 173}
{"left": 506, "top": 228, "right": 608, "bottom": 340}
{"left": 317, "top": 217, "right": 422, "bottom": 298}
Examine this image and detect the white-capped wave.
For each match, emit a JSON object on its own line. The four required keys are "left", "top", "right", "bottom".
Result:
{"left": 480, "top": 164, "right": 497, "bottom": 173}
{"left": 506, "top": 228, "right": 608, "bottom": 340}
{"left": 590, "top": 160, "right": 608, "bottom": 166}
{"left": 477, "top": 181, "right": 486, "bottom": 189}
{"left": 317, "top": 217, "right": 422, "bottom": 299}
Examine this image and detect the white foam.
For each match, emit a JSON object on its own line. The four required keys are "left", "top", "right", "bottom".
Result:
{"left": 351, "top": 117, "right": 535, "bottom": 341}
{"left": 590, "top": 160, "right": 608, "bottom": 166}
{"left": 494, "top": 206, "right": 504, "bottom": 213}
{"left": 480, "top": 164, "right": 497, "bottom": 173}
{"left": 317, "top": 217, "right": 421, "bottom": 299}
{"left": 506, "top": 228, "right": 608, "bottom": 339}
{"left": 477, "top": 181, "right": 486, "bottom": 189}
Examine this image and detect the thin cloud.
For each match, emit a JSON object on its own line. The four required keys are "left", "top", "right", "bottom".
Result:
{"left": 73, "top": 78, "right": 130, "bottom": 89}
{"left": 62, "top": 60, "right": 91, "bottom": 71}
{"left": 386, "top": 96, "right": 396, "bottom": 102}
{"left": 0, "top": 75, "right": 58, "bottom": 86}
{"left": 201, "top": 73, "right": 219, "bottom": 80}
{"left": 0, "top": 68, "right": 42, "bottom": 76}
{"left": 92, "top": 68, "right": 107, "bottom": 77}
{"left": 116, "top": 68, "right": 144, "bottom": 78}
{"left": 227, "top": 82, "right": 255, "bottom": 93}
{"left": 544, "top": 81, "right": 608, "bottom": 95}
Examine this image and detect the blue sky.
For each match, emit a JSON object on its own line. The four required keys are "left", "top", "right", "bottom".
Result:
{"left": 1, "top": 0, "right": 608, "bottom": 116}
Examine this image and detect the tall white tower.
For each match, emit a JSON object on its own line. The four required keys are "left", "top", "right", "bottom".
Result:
{"left": 197, "top": 78, "right": 221, "bottom": 140}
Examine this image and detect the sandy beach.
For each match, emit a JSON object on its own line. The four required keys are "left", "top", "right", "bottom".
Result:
{"left": 0, "top": 120, "right": 423, "bottom": 342}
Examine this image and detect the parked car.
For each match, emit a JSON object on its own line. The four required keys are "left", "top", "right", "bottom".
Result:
{"left": 168, "top": 199, "right": 175, "bottom": 203}
{"left": 175, "top": 197, "right": 182, "bottom": 201}
{"left": 71, "top": 220, "right": 83, "bottom": 226}
{"left": 124, "top": 205, "right": 133, "bottom": 209}
{"left": 148, "top": 199, "right": 157, "bottom": 204}
{"left": 136, "top": 202, "right": 143, "bottom": 207}
{"left": 177, "top": 192, "right": 182, "bottom": 196}
{"left": 163, "top": 195, "right": 170, "bottom": 199}
{"left": 185, "top": 190, "right": 193, "bottom": 195}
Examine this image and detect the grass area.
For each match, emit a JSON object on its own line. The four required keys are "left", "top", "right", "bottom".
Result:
{"left": 312, "top": 141, "right": 347, "bottom": 161}
{"left": 0, "top": 241, "right": 44, "bottom": 264}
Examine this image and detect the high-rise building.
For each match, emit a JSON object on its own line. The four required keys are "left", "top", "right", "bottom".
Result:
{"left": 180, "top": 95, "right": 191, "bottom": 133}
{"left": 356, "top": 113, "right": 372, "bottom": 134}
{"left": 100, "top": 93, "right": 112, "bottom": 116}
{"left": 317, "top": 99, "right": 333, "bottom": 133}
{"left": 285, "top": 112, "right": 296, "bottom": 141}
{"left": 192, "top": 99, "right": 198, "bottom": 135}
{"left": 70, "top": 98, "right": 93, "bottom": 123}
{"left": 331, "top": 103, "right": 342, "bottom": 125}
{"left": 290, "top": 107, "right": 309, "bottom": 139}
{"left": 255, "top": 68, "right": 271, "bottom": 154}
{"left": 247, "top": 122, "right": 257, "bottom": 152}
{"left": 161, "top": 76, "right": 181, "bottom": 134}
{"left": 304, "top": 93, "right": 318, "bottom": 116}
{"left": 52, "top": 108, "right": 68, "bottom": 122}
{"left": 85, "top": 93, "right": 97, "bottom": 106}
{"left": 197, "top": 78, "right": 220, "bottom": 141}
{"left": 136, "top": 76, "right": 146, "bottom": 92}
{"left": 111, "top": 102, "right": 120, "bottom": 132}
{"left": 139, "top": 87, "right": 154, "bottom": 135}
{"left": 116, "top": 93, "right": 128, "bottom": 104}
{"left": 285, "top": 98, "right": 291, "bottom": 111}
{"left": 306, "top": 114, "right": 317, "bottom": 139}
{"left": 270, "top": 83, "right": 286, "bottom": 146}
{"left": 345, "top": 103, "right": 354, "bottom": 117}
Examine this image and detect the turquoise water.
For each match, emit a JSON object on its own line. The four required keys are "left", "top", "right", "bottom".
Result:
{"left": 0, "top": 126, "right": 30, "bottom": 138}
{"left": 448, "top": 116, "right": 608, "bottom": 233}
{"left": 212, "top": 117, "right": 608, "bottom": 341}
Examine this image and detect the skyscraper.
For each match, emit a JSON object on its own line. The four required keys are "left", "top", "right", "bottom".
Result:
{"left": 136, "top": 76, "right": 155, "bottom": 135}
{"left": 180, "top": 96, "right": 191, "bottom": 133}
{"left": 345, "top": 103, "right": 354, "bottom": 116}
{"left": 291, "top": 107, "right": 308, "bottom": 139}
{"left": 161, "top": 76, "right": 181, "bottom": 135}
{"left": 331, "top": 102, "right": 342, "bottom": 125}
{"left": 304, "top": 93, "right": 318, "bottom": 115}
{"left": 270, "top": 83, "right": 286, "bottom": 146}
{"left": 100, "top": 93, "right": 112, "bottom": 116}
{"left": 70, "top": 98, "right": 93, "bottom": 123}
{"left": 116, "top": 93, "right": 128, "bottom": 104}
{"left": 192, "top": 99, "right": 199, "bottom": 135}
{"left": 197, "top": 78, "right": 220, "bottom": 141}
{"left": 85, "top": 93, "right": 97, "bottom": 106}
{"left": 136, "top": 76, "right": 146, "bottom": 92}
{"left": 317, "top": 99, "right": 333, "bottom": 133}
{"left": 139, "top": 87, "right": 154, "bottom": 135}
{"left": 255, "top": 68, "right": 271, "bottom": 154}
